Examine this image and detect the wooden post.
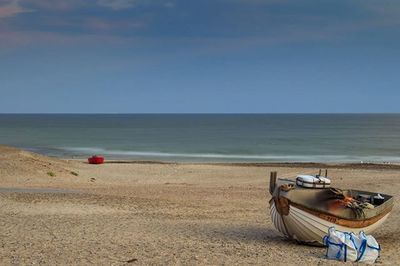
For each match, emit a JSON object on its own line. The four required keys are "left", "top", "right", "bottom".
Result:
{"left": 269, "top": 171, "right": 277, "bottom": 195}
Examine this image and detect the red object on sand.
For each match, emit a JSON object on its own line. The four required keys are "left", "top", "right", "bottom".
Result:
{"left": 88, "top": 155, "right": 104, "bottom": 164}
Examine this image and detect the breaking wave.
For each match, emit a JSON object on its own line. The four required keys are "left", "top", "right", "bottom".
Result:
{"left": 58, "top": 147, "right": 400, "bottom": 163}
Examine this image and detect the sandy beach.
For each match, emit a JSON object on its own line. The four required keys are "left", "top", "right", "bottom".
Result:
{"left": 0, "top": 145, "right": 399, "bottom": 265}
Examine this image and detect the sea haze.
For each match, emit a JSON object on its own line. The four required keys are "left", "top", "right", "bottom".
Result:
{"left": 0, "top": 114, "right": 399, "bottom": 163}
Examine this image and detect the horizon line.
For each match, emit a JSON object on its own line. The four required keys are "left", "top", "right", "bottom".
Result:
{"left": 0, "top": 112, "right": 399, "bottom": 115}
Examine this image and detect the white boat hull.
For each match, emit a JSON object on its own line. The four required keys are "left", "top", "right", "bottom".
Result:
{"left": 270, "top": 201, "right": 391, "bottom": 245}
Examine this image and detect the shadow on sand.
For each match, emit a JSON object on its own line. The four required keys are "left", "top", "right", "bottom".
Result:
{"left": 202, "top": 224, "right": 300, "bottom": 245}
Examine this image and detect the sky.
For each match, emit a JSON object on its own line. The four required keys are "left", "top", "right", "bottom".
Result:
{"left": 0, "top": 0, "right": 399, "bottom": 113}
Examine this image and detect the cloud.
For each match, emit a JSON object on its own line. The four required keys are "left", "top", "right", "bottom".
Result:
{"left": 97, "top": 0, "right": 136, "bottom": 10}
{"left": 364, "top": 1, "right": 400, "bottom": 27}
{"left": 164, "top": 2, "right": 175, "bottom": 8}
{"left": 27, "top": 0, "right": 84, "bottom": 11}
{"left": 1, "top": 0, "right": 399, "bottom": 51}
{"left": 0, "top": 28, "right": 131, "bottom": 48}
{"left": 84, "top": 17, "right": 146, "bottom": 32}
{"left": 0, "top": 0, "right": 33, "bottom": 18}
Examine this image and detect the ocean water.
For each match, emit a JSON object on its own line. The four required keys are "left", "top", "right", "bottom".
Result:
{"left": 0, "top": 114, "right": 400, "bottom": 163}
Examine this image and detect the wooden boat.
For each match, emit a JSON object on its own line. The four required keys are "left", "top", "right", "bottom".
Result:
{"left": 269, "top": 171, "right": 394, "bottom": 245}
{"left": 88, "top": 155, "right": 105, "bottom": 164}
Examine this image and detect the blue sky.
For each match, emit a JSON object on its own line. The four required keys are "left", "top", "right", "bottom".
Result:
{"left": 0, "top": 0, "right": 399, "bottom": 113}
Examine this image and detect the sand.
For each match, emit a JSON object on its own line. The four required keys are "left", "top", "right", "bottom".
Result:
{"left": 0, "top": 145, "right": 399, "bottom": 265}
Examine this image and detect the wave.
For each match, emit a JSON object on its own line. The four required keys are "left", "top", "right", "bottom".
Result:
{"left": 57, "top": 147, "right": 400, "bottom": 162}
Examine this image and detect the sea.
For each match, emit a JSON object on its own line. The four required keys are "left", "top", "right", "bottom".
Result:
{"left": 0, "top": 114, "right": 400, "bottom": 163}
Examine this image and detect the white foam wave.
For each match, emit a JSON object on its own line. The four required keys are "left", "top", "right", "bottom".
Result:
{"left": 58, "top": 147, "right": 400, "bottom": 162}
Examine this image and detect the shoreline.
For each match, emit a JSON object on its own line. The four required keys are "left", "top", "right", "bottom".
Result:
{"left": 76, "top": 158, "right": 400, "bottom": 170}
{"left": 21, "top": 145, "right": 400, "bottom": 166}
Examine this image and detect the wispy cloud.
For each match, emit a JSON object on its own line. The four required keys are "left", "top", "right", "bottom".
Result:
{"left": 97, "top": 0, "right": 136, "bottom": 10}
{"left": 0, "top": 0, "right": 33, "bottom": 18}
{"left": 1, "top": 0, "right": 400, "bottom": 51}
{"left": 164, "top": 2, "right": 175, "bottom": 8}
{"left": 27, "top": 0, "right": 85, "bottom": 11}
{"left": 84, "top": 17, "right": 146, "bottom": 32}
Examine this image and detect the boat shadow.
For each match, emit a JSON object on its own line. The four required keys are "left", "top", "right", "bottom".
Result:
{"left": 206, "top": 224, "right": 306, "bottom": 246}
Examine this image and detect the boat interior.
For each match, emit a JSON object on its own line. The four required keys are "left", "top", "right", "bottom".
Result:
{"left": 272, "top": 176, "right": 394, "bottom": 220}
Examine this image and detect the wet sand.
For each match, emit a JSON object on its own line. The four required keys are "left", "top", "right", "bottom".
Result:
{"left": 0, "top": 146, "right": 399, "bottom": 265}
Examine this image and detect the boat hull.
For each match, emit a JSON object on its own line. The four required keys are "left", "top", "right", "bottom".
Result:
{"left": 270, "top": 201, "right": 391, "bottom": 245}
{"left": 88, "top": 156, "right": 104, "bottom": 164}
